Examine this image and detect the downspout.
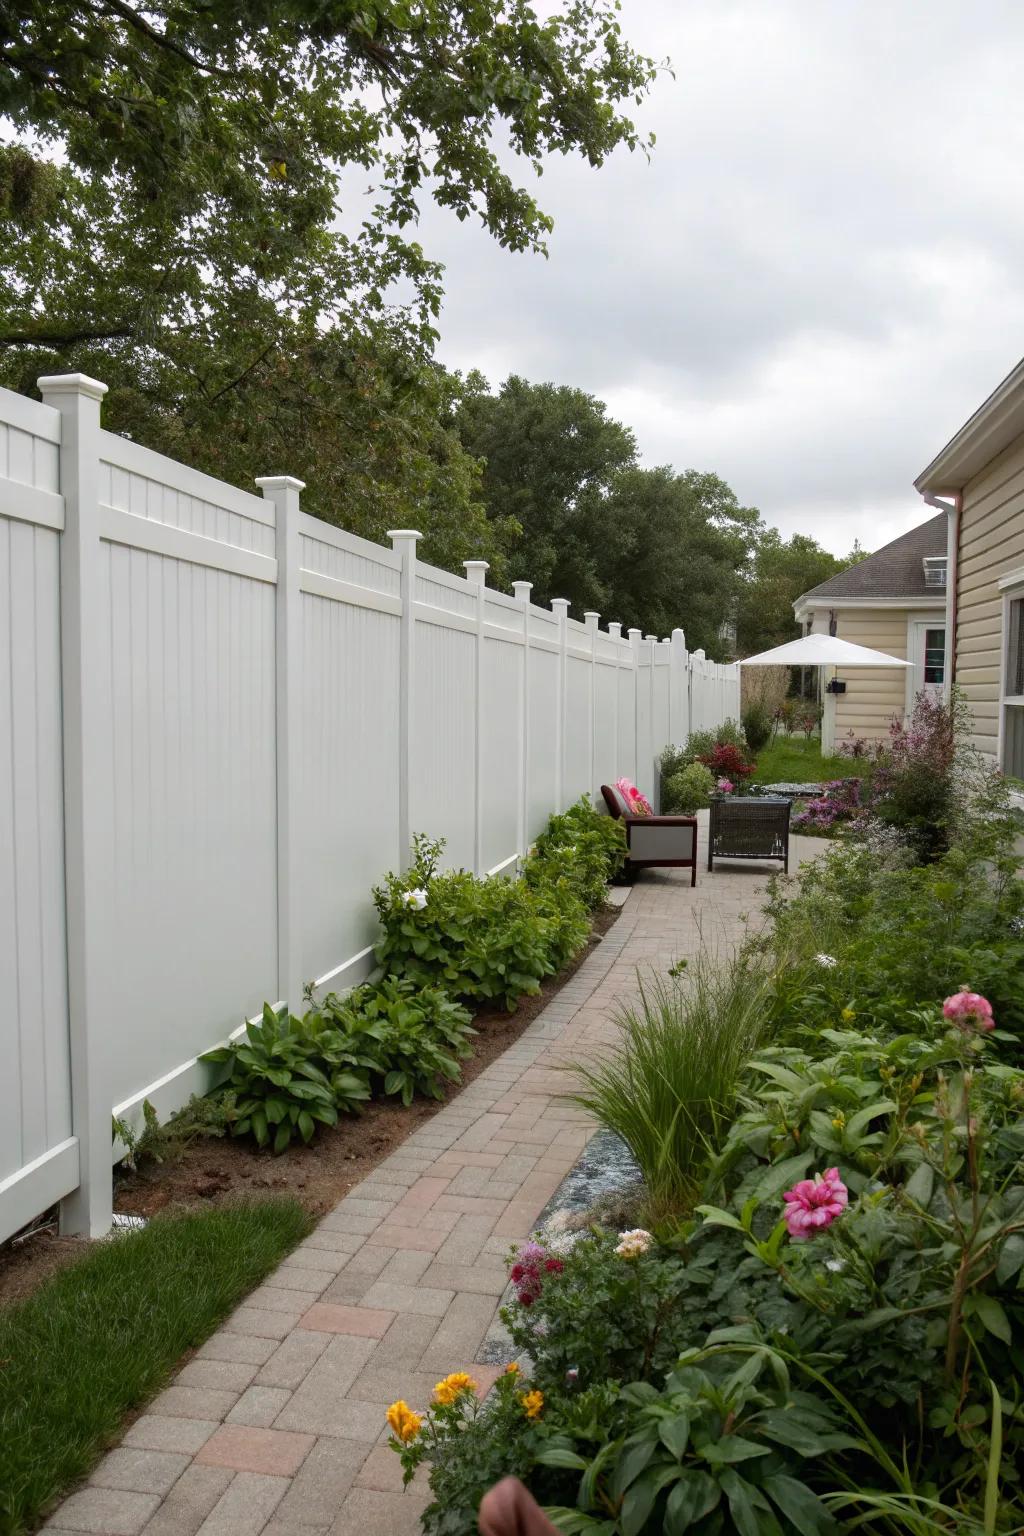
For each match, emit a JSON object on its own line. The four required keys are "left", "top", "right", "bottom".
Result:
{"left": 922, "top": 491, "right": 961, "bottom": 695}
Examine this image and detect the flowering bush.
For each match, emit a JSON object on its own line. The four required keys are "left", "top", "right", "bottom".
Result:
{"left": 526, "top": 796, "right": 626, "bottom": 911}
{"left": 701, "top": 741, "right": 755, "bottom": 781}
{"left": 373, "top": 834, "right": 586, "bottom": 1010}
{"left": 792, "top": 776, "right": 861, "bottom": 835}
{"left": 509, "top": 1240, "right": 563, "bottom": 1306}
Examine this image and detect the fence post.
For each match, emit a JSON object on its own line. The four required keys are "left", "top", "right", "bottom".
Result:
{"left": 513, "top": 580, "right": 533, "bottom": 859}
{"left": 389, "top": 529, "right": 422, "bottom": 868}
{"left": 551, "top": 598, "right": 570, "bottom": 809}
{"left": 628, "top": 628, "right": 642, "bottom": 784}
{"left": 607, "top": 622, "right": 622, "bottom": 778}
{"left": 256, "top": 476, "right": 305, "bottom": 1010}
{"left": 645, "top": 635, "right": 659, "bottom": 806}
{"left": 465, "top": 560, "right": 489, "bottom": 874}
{"left": 584, "top": 611, "right": 599, "bottom": 802}
{"left": 39, "top": 372, "right": 113, "bottom": 1238}
{"left": 670, "top": 627, "right": 687, "bottom": 748}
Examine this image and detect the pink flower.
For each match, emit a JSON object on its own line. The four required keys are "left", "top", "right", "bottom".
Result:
{"left": 510, "top": 1241, "right": 562, "bottom": 1306}
{"left": 942, "top": 987, "right": 995, "bottom": 1033}
{"left": 717, "top": 778, "right": 734, "bottom": 794}
{"left": 782, "top": 1167, "right": 849, "bottom": 1239}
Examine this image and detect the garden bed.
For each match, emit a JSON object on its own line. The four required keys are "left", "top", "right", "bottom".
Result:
{"left": 0, "top": 906, "right": 621, "bottom": 1312}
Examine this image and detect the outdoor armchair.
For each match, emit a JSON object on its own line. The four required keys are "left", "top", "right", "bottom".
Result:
{"left": 600, "top": 784, "right": 698, "bottom": 885}
{"left": 707, "top": 795, "right": 791, "bottom": 873}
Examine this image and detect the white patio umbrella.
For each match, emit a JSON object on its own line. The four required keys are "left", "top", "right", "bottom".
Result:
{"left": 739, "top": 633, "right": 912, "bottom": 754}
{"left": 739, "top": 634, "right": 912, "bottom": 669}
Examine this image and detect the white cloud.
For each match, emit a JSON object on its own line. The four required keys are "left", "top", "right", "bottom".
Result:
{"left": 414, "top": 0, "right": 1024, "bottom": 555}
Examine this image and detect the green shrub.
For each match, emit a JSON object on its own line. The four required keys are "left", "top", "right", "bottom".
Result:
{"left": 202, "top": 1003, "right": 370, "bottom": 1152}
{"left": 741, "top": 700, "right": 774, "bottom": 754}
{"left": 529, "top": 796, "right": 626, "bottom": 909}
{"left": 310, "top": 978, "right": 474, "bottom": 1106}
{"left": 663, "top": 760, "right": 714, "bottom": 813}
{"left": 373, "top": 835, "right": 565, "bottom": 1010}
{"left": 395, "top": 1338, "right": 849, "bottom": 1536}
{"left": 569, "top": 957, "right": 772, "bottom": 1218}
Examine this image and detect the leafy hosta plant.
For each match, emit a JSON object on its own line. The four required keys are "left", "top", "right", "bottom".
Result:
{"left": 528, "top": 797, "right": 627, "bottom": 908}
{"left": 203, "top": 1003, "right": 369, "bottom": 1153}
{"left": 312, "top": 979, "right": 475, "bottom": 1106}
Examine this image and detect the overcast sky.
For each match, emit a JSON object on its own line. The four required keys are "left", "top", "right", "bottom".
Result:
{"left": 416, "top": 0, "right": 1024, "bottom": 556}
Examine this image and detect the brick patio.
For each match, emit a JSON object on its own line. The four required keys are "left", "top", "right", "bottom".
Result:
{"left": 44, "top": 830, "right": 817, "bottom": 1536}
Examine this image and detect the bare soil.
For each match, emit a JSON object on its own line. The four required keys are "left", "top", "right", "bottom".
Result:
{"left": 0, "top": 909, "right": 619, "bottom": 1311}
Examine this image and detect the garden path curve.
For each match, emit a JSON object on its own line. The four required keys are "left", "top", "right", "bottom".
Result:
{"left": 44, "top": 825, "right": 820, "bottom": 1536}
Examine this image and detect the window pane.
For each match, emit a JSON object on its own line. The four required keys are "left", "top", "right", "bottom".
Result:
{"left": 924, "top": 627, "right": 945, "bottom": 685}
{"left": 1009, "top": 600, "right": 1024, "bottom": 698}
{"left": 1005, "top": 703, "right": 1024, "bottom": 779}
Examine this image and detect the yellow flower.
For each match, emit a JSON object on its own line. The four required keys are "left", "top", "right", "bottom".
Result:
{"left": 841, "top": 1007, "right": 856, "bottom": 1022}
{"left": 521, "top": 1389, "right": 544, "bottom": 1421}
{"left": 386, "top": 1400, "right": 422, "bottom": 1443}
{"left": 831, "top": 1111, "right": 846, "bottom": 1131}
{"left": 505, "top": 1362, "right": 520, "bottom": 1376}
{"left": 433, "top": 1371, "right": 478, "bottom": 1406}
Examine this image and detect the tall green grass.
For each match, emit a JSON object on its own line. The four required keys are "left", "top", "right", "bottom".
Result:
{"left": 0, "top": 1199, "right": 309, "bottom": 1535}
{"left": 568, "top": 955, "right": 771, "bottom": 1218}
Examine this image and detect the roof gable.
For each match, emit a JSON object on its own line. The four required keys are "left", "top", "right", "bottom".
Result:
{"left": 798, "top": 514, "right": 947, "bottom": 602}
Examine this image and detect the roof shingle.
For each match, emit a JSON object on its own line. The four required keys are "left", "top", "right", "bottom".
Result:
{"left": 799, "top": 513, "right": 947, "bottom": 601}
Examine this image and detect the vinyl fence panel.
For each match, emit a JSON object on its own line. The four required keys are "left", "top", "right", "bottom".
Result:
{"left": 0, "top": 375, "right": 742, "bottom": 1241}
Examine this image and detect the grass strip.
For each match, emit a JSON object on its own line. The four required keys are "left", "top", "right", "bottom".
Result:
{"left": 749, "top": 734, "right": 871, "bottom": 786}
{"left": 0, "top": 1198, "right": 310, "bottom": 1535}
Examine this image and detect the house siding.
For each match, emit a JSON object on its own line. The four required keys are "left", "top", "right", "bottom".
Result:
{"left": 807, "top": 607, "right": 912, "bottom": 744}
{"left": 956, "top": 430, "right": 1024, "bottom": 761}
{"left": 833, "top": 610, "right": 909, "bottom": 744}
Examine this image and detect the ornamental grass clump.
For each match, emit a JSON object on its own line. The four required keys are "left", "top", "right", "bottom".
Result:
{"left": 568, "top": 954, "right": 773, "bottom": 1218}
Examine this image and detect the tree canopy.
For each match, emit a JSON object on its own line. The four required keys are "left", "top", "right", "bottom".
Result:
{"left": 734, "top": 528, "right": 850, "bottom": 655}
{"left": 0, "top": 1, "right": 656, "bottom": 566}
{"left": 452, "top": 374, "right": 762, "bottom": 655}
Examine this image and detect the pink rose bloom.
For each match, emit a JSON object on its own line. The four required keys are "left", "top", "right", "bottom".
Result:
{"left": 942, "top": 987, "right": 995, "bottom": 1032}
{"left": 783, "top": 1167, "right": 848, "bottom": 1239}
{"left": 717, "top": 778, "right": 734, "bottom": 794}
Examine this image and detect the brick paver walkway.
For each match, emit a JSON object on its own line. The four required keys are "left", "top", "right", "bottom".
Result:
{"left": 46, "top": 831, "right": 817, "bottom": 1536}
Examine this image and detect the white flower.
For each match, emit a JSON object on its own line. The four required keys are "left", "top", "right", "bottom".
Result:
{"left": 401, "top": 887, "right": 428, "bottom": 911}
{"left": 815, "top": 953, "right": 837, "bottom": 968}
{"left": 825, "top": 1258, "right": 846, "bottom": 1273}
{"left": 614, "top": 1228, "right": 653, "bottom": 1259}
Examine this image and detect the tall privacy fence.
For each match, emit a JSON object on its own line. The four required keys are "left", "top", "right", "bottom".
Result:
{"left": 0, "top": 374, "right": 741, "bottom": 1239}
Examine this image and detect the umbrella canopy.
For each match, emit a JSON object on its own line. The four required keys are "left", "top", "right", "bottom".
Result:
{"left": 739, "top": 634, "right": 912, "bottom": 669}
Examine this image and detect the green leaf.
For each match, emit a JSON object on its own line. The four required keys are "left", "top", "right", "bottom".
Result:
{"left": 619, "top": 1473, "right": 660, "bottom": 1536}
{"left": 665, "top": 1471, "right": 720, "bottom": 1534}
{"left": 844, "top": 1098, "right": 897, "bottom": 1138}
{"left": 658, "top": 1413, "right": 691, "bottom": 1460}
{"left": 695, "top": 1205, "right": 745, "bottom": 1232}
{"left": 273, "top": 1119, "right": 292, "bottom": 1154}
{"left": 720, "top": 1469, "right": 775, "bottom": 1536}
{"left": 610, "top": 1437, "right": 657, "bottom": 1500}
{"left": 763, "top": 1473, "right": 838, "bottom": 1536}
{"left": 535, "top": 1447, "right": 589, "bottom": 1471}
{"left": 297, "top": 1110, "right": 314, "bottom": 1142}
{"left": 971, "top": 1294, "right": 1012, "bottom": 1345}
{"left": 996, "top": 1233, "right": 1024, "bottom": 1285}
{"left": 699, "top": 1436, "right": 770, "bottom": 1466}
{"left": 903, "top": 1161, "right": 934, "bottom": 1209}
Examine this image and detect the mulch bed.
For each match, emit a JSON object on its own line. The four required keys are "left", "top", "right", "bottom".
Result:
{"left": 0, "top": 907, "right": 620, "bottom": 1311}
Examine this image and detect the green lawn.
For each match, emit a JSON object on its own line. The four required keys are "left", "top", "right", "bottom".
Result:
{"left": 0, "top": 1199, "right": 309, "bottom": 1535}
{"left": 749, "top": 734, "right": 871, "bottom": 785}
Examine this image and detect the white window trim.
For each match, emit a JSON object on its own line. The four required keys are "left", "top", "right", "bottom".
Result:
{"left": 997, "top": 576, "right": 1024, "bottom": 773}
{"left": 904, "top": 612, "right": 946, "bottom": 717}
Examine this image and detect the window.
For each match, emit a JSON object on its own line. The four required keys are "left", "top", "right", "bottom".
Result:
{"left": 923, "top": 627, "right": 945, "bottom": 685}
{"left": 922, "top": 557, "right": 947, "bottom": 588}
{"left": 1005, "top": 597, "right": 1024, "bottom": 779}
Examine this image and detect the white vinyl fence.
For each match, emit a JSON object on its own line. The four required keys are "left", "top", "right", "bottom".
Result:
{"left": 0, "top": 374, "right": 741, "bottom": 1239}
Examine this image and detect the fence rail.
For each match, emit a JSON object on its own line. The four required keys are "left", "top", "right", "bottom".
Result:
{"left": 0, "top": 374, "right": 741, "bottom": 1239}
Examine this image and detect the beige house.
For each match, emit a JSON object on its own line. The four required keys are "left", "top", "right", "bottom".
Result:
{"left": 916, "top": 358, "right": 1024, "bottom": 776}
{"left": 793, "top": 515, "right": 948, "bottom": 752}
